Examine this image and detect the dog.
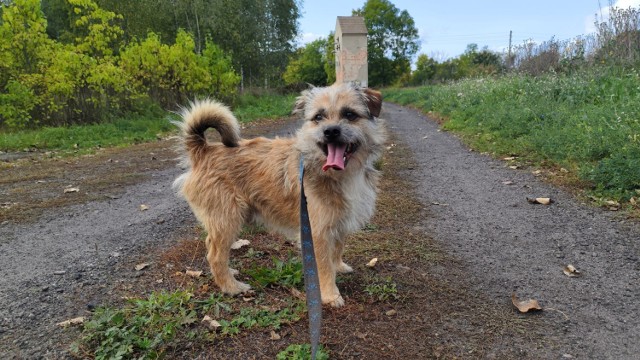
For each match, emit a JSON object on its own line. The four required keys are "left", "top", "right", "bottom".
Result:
{"left": 173, "top": 83, "right": 386, "bottom": 307}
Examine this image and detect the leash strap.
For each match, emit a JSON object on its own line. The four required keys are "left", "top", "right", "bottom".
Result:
{"left": 299, "top": 155, "right": 322, "bottom": 360}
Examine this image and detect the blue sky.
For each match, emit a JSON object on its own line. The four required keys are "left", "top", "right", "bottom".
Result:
{"left": 298, "top": 0, "right": 640, "bottom": 60}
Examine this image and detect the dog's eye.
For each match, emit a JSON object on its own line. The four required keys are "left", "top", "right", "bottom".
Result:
{"left": 344, "top": 112, "right": 358, "bottom": 121}
{"left": 313, "top": 114, "right": 323, "bottom": 121}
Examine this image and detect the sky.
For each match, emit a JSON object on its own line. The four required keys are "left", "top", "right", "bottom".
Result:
{"left": 298, "top": 0, "right": 640, "bottom": 60}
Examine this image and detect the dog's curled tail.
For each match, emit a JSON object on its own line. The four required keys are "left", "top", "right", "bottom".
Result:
{"left": 178, "top": 99, "right": 241, "bottom": 155}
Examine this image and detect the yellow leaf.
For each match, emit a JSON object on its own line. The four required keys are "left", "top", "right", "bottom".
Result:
{"left": 511, "top": 293, "right": 542, "bottom": 313}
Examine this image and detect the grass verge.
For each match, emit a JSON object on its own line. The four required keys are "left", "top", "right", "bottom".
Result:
{"left": 384, "top": 66, "right": 640, "bottom": 211}
{"left": 0, "top": 94, "right": 296, "bottom": 153}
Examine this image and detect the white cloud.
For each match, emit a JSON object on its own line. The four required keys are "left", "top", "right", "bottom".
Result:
{"left": 585, "top": 0, "right": 640, "bottom": 34}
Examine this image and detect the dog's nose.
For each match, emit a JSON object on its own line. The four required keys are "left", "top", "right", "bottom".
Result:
{"left": 323, "top": 126, "right": 341, "bottom": 141}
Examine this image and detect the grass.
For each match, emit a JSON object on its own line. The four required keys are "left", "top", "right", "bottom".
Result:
{"left": 384, "top": 66, "right": 640, "bottom": 205}
{"left": 233, "top": 93, "right": 297, "bottom": 123}
{"left": 0, "top": 93, "right": 296, "bottom": 153}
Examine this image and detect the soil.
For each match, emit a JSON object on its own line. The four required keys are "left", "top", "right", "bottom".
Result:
{"left": 1, "top": 104, "right": 639, "bottom": 359}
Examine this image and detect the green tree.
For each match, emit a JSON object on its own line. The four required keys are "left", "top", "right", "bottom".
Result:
{"left": 283, "top": 38, "right": 328, "bottom": 86}
{"left": 324, "top": 32, "right": 336, "bottom": 84}
{"left": 353, "top": 0, "right": 420, "bottom": 87}
{"left": 411, "top": 54, "right": 437, "bottom": 85}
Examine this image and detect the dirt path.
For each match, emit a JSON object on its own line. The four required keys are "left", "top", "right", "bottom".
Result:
{"left": 385, "top": 102, "right": 640, "bottom": 359}
{"left": 1, "top": 104, "right": 639, "bottom": 359}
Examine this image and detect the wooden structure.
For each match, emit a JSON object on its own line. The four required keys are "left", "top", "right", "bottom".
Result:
{"left": 334, "top": 16, "right": 368, "bottom": 87}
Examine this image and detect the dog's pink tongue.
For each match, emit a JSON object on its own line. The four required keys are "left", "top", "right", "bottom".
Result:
{"left": 322, "top": 143, "right": 347, "bottom": 171}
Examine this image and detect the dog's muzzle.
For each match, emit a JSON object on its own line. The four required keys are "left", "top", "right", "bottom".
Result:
{"left": 321, "top": 126, "right": 358, "bottom": 171}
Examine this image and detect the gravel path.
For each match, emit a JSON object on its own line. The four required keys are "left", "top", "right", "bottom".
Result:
{"left": 385, "top": 102, "right": 640, "bottom": 359}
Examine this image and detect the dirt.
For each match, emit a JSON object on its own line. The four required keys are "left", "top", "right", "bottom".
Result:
{"left": 1, "top": 104, "right": 639, "bottom": 359}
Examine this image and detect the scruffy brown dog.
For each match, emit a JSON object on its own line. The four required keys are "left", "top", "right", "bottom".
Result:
{"left": 174, "top": 83, "right": 386, "bottom": 307}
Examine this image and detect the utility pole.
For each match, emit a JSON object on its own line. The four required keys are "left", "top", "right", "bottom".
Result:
{"left": 508, "top": 30, "right": 513, "bottom": 70}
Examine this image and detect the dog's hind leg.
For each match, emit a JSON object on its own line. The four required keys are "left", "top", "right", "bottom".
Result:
{"left": 204, "top": 214, "right": 251, "bottom": 295}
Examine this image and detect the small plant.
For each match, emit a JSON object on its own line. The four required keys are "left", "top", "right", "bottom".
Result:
{"left": 76, "top": 290, "right": 198, "bottom": 359}
{"left": 246, "top": 255, "right": 303, "bottom": 289}
{"left": 218, "top": 305, "right": 303, "bottom": 336}
{"left": 276, "top": 344, "right": 330, "bottom": 360}
{"left": 364, "top": 276, "right": 399, "bottom": 302}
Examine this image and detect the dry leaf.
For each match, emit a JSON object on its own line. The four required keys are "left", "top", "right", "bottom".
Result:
{"left": 366, "top": 258, "right": 378, "bottom": 268}
{"left": 502, "top": 180, "right": 514, "bottom": 185}
{"left": 511, "top": 293, "right": 542, "bottom": 313}
{"left": 509, "top": 165, "right": 519, "bottom": 170}
{"left": 185, "top": 270, "right": 203, "bottom": 278}
{"left": 201, "top": 315, "right": 221, "bottom": 330}
{"left": 385, "top": 309, "right": 397, "bottom": 316}
{"left": 532, "top": 170, "right": 542, "bottom": 176}
{"left": 63, "top": 187, "right": 79, "bottom": 193}
{"left": 270, "top": 330, "right": 281, "bottom": 340}
{"left": 230, "top": 239, "right": 250, "bottom": 250}
{"left": 57, "top": 316, "right": 85, "bottom": 327}
{"left": 139, "top": 204, "right": 149, "bottom": 211}
{"left": 290, "top": 288, "right": 305, "bottom": 300}
{"left": 503, "top": 156, "right": 516, "bottom": 161}
{"left": 135, "top": 263, "right": 150, "bottom": 271}
{"left": 563, "top": 264, "right": 581, "bottom": 277}
{"left": 527, "top": 197, "right": 552, "bottom": 205}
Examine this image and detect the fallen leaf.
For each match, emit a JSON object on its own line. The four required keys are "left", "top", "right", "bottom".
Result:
{"left": 57, "top": 316, "right": 85, "bottom": 327}
{"left": 509, "top": 165, "right": 519, "bottom": 170}
{"left": 511, "top": 293, "right": 542, "bottom": 313}
{"left": 527, "top": 197, "right": 553, "bottom": 205}
{"left": 230, "top": 239, "right": 250, "bottom": 250}
{"left": 270, "top": 330, "right": 281, "bottom": 340}
{"left": 63, "top": 187, "right": 79, "bottom": 193}
{"left": 532, "top": 170, "right": 542, "bottom": 176}
{"left": 502, "top": 181, "right": 514, "bottom": 185}
{"left": 366, "top": 258, "right": 378, "bottom": 268}
{"left": 185, "top": 270, "right": 203, "bottom": 278}
{"left": 135, "top": 263, "right": 150, "bottom": 271}
{"left": 385, "top": 309, "right": 397, "bottom": 316}
{"left": 290, "top": 288, "right": 305, "bottom": 300}
{"left": 242, "top": 296, "right": 255, "bottom": 302}
{"left": 563, "top": 264, "right": 581, "bottom": 277}
{"left": 201, "top": 315, "right": 221, "bottom": 331}
{"left": 503, "top": 156, "right": 517, "bottom": 161}
{"left": 139, "top": 204, "right": 149, "bottom": 211}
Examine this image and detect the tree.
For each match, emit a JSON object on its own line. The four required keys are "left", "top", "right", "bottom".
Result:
{"left": 353, "top": 0, "right": 420, "bottom": 87}
{"left": 283, "top": 38, "right": 328, "bottom": 86}
{"left": 324, "top": 31, "right": 336, "bottom": 84}
{"left": 411, "top": 54, "right": 437, "bottom": 85}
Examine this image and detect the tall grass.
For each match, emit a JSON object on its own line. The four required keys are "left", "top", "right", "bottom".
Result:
{"left": 384, "top": 66, "right": 640, "bottom": 201}
{"left": 0, "top": 93, "right": 296, "bottom": 152}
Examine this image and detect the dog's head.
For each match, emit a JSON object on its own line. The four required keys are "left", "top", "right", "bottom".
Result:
{"left": 293, "top": 83, "right": 386, "bottom": 174}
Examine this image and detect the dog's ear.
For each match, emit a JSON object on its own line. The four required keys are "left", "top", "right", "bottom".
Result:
{"left": 293, "top": 87, "right": 314, "bottom": 116}
{"left": 363, "top": 88, "right": 383, "bottom": 118}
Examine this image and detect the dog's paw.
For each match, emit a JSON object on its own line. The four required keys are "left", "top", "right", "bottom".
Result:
{"left": 220, "top": 280, "right": 251, "bottom": 295}
{"left": 322, "top": 294, "right": 345, "bottom": 308}
{"left": 336, "top": 262, "right": 354, "bottom": 274}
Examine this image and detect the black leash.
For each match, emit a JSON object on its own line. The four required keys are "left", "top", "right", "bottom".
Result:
{"left": 299, "top": 155, "right": 322, "bottom": 360}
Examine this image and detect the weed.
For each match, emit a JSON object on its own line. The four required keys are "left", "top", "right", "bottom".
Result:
{"left": 364, "top": 276, "right": 399, "bottom": 302}
{"left": 276, "top": 344, "right": 330, "bottom": 360}
{"left": 246, "top": 255, "right": 303, "bottom": 289}
{"left": 218, "top": 305, "right": 304, "bottom": 336}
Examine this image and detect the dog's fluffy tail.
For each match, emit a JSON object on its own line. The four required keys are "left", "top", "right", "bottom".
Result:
{"left": 178, "top": 99, "right": 241, "bottom": 157}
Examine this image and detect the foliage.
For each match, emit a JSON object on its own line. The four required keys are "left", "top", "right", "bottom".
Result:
{"left": 384, "top": 66, "right": 640, "bottom": 202}
{"left": 283, "top": 38, "right": 329, "bottom": 87}
{"left": 324, "top": 32, "right": 337, "bottom": 84}
{"left": 364, "top": 276, "right": 399, "bottom": 301}
{"left": 232, "top": 93, "right": 296, "bottom": 123}
{"left": 75, "top": 289, "right": 304, "bottom": 359}
{"left": 353, "top": 0, "right": 420, "bottom": 87}
{"left": 0, "top": 108, "right": 173, "bottom": 152}
{"left": 245, "top": 255, "right": 303, "bottom": 289}
{"left": 276, "top": 344, "right": 330, "bottom": 360}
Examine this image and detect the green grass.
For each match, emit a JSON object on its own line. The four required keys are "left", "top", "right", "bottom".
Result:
{"left": 233, "top": 93, "right": 297, "bottom": 123}
{"left": 245, "top": 255, "right": 303, "bottom": 289}
{"left": 0, "top": 93, "right": 297, "bottom": 153}
{"left": 384, "top": 66, "right": 640, "bottom": 203}
{"left": 73, "top": 289, "right": 304, "bottom": 359}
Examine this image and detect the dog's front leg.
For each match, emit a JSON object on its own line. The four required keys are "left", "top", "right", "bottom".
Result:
{"left": 313, "top": 232, "right": 345, "bottom": 307}
{"left": 333, "top": 238, "right": 353, "bottom": 274}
